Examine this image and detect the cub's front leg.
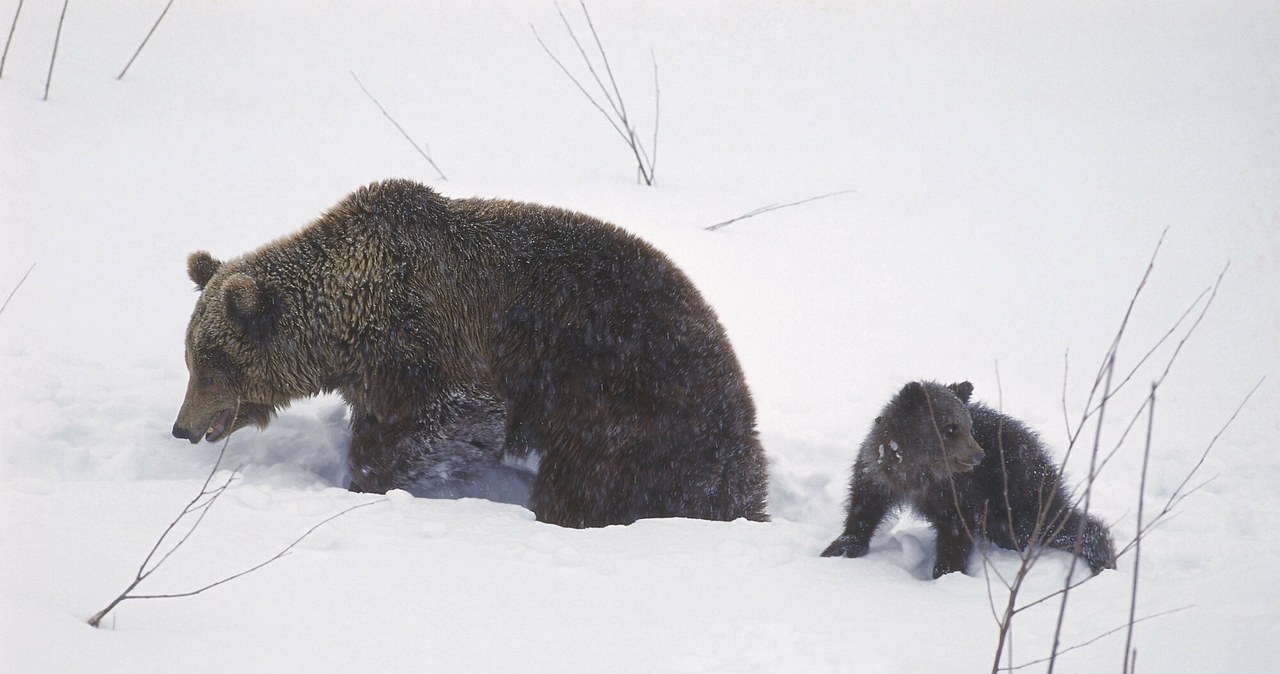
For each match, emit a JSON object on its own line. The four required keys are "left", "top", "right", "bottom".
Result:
{"left": 822, "top": 474, "right": 892, "bottom": 559}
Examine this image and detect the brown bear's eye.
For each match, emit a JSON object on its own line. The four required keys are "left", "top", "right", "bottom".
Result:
{"left": 944, "top": 423, "right": 959, "bottom": 435}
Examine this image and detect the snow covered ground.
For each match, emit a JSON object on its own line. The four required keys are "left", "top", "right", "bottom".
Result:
{"left": 2, "top": 1, "right": 1277, "bottom": 671}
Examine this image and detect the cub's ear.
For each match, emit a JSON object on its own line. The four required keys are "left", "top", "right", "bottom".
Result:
{"left": 948, "top": 381, "right": 974, "bottom": 403}
{"left": 897, "top": 381, "right": 927, "bottom": 409}
{"left": 188, "top": 251, "right": 222, "bottom": 290}
{"left": 222, "top": 273, "right": 273, "bottom": 340}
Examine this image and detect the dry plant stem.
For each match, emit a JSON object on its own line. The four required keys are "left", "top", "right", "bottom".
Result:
{"left": 350, "top": 71, "right": 447, "bottom": 181}
{"left": 704, "top": 190, "right": 857, "bottom": 231}
{"left": 997, "top": 377, "right": 1256, "bottom": 668}
{"left": 1080, "top": 263, "right": 1226, "bottom": 482}
{"left": 43, "top": 0, "right": 68, "bottom": 101}
{"left": 531, "top": 1, "right": 658, "bottom": 185}
{"left": 1046, "top": 355, "right": 1114, "bottom": 674}
{"left": 87, "top": 433, "right": 239, "bottom": 628}
{"left": 117, "top": 0, "right": 176, "bottom": 80}
{"left": 1001, "top": 606, "right": 1191, "bottom": 672}
{"left": 1122, "top": 384, "right": 1156, "bottom": 674}
{"left": 0, "top": 263, "right": 35, "bottom": 317}
{"left": 994, "top": 260, "right": 1246, "bottom": 670}
{"left": 87, "top": 429, "right": 385, "bottom": 626}
{"left": 0, "top": 0, "right": 24, "bottom": 78}
{"left": 1118, "top": 376, "right": 1264, "bottom": 558}
{"left": 125, "top": 499, "right": 382, "bottom": 602}
{"left": 1059, "top": 227, "right": 1166, "bottom": 465}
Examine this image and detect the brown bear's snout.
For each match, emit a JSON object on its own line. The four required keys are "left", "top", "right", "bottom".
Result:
{"left": 172, "top": 423, "right": 201, "bottom": 444}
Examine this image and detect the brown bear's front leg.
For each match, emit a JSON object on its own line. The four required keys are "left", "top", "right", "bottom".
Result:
{"left": 347, "top": 409, "right": 420, "bottom": 494}
{"left": 346, "top": 394, "right": 511, "bottom": 497}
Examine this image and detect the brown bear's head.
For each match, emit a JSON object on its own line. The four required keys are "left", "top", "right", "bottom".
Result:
{"left": 171, "top": 251, "right": 293, "bottom": 445}
{"left": 876, "top": 381, "right": 986, "bottom": 478}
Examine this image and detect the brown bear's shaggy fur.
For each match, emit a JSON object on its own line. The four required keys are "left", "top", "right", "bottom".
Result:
{"left": 172, "top": 179, "right": 769, "bottom": 528}
{"left": 822, "top": 381, "right": 1115, "bottom": 578}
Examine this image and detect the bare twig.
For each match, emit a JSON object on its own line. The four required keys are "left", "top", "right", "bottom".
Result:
{"left": 1117, "top": 376, "right": 1264, "bottom": 558}
{"left": 350, "top": 71, "right": 447, "bottom": 181}
{"left": 985, "top": 232, "right": 1244, "bottom": 672}
{"left": 88, "top": 432, "right": 239, "bottom": 628}
{"left": 125, "top": 500, "right": 381, "bottom": 602}
{"left": 1046, "top": 354, "right": 1114, "bottom": 674}
{"left": 0, "top": 263, "right": 35, "bottom": 318}
{"left": 1122, "top": 384, "right": 1156, "bottom": 674}
{"left": 704, "top": 190, "right": 857, "bottom": 232}
{"left": 117, "top": 0, "right": 176, "bottom": 80}
{"left": 532, "top": 1, "right": 658, "bottom": 185}
{"left": 1060, "top": 228, "right": 1167, "bottom": 462}
{"left": 0, "top": 0, "right": 24, "bottom": 78}
{"left": 43, "top": 0, "right": 69, "bottom": 101}
{"left": 87, "top": 408, "right": 385, "bottom": 628}
{"left": 999, "top": 606, "right": 1192, "bottom": 671}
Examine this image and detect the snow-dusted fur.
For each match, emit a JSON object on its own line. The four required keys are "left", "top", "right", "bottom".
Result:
{"left": 823, "top": 381, "right": 1116, "bottom": 578}
{"left": 172, "top": 179, "right": 769, "bottom": 528}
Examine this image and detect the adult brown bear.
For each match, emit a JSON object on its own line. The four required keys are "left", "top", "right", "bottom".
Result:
{"left": 172, "top": 179, "right": 770, "bottom": 528}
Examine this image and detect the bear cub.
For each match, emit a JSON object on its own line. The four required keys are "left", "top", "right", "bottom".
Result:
{"left": 822, "top": 381, "right": 1116, "bottom": 578}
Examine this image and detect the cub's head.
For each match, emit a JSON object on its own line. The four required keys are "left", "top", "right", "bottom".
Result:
{"left": 871, "top": 381, "right": 985, "bottom": 479}
{"left": 171, "top": 251, "right": 289, "bottom": 444}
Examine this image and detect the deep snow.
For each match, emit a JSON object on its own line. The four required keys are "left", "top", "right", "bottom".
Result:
{"left": 2, "top": 1, "right": 1277, "bottom": 672}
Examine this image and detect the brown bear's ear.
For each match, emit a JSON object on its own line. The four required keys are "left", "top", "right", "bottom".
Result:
{"left": 948, "top": 381, "right": 974, "bottom": 403}
{"left": 188, "top": 251, "right": 222, "bottom": 290}
{"left": 222, "top": 273, "right": 272, "bottom": 340}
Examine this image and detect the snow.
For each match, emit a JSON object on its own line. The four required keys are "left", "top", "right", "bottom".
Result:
{"left": 2, "top": 1, "right": 1278, "bottom": 671}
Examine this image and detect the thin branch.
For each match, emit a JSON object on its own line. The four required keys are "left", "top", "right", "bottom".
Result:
{"left": 350, "top": 71, "right": 447, "bottom": 181}
{"left": 650, "top": 47, "right": 659, "bottom": 178}
{"left": 704, "top": 190, "right": 857, "bottom": 232}
{"left": 43, "top": 0, "right": 69, "bottom": 101}
{"left": 0, "top": 0, "right": 24, "bottom": 78}
{"left": 87, "top": 400, "right": 387, "bottom": 628}
{"left": 117, "top": 0, "right": 175, "bottom": 80}
{"left": 1122, "top": 384, "right": 1156, "bottom": 674}
{"left": 531, "top": 25, "right": 630, "bottom": 144}
{"left": 1061, "top": 227, "right": 1167, "bottom": 458}
{"left": 1047, "top": 354, "right": 1115, "bottom": 673}
{"left": 999, "top": 606, "right": 1192, "bottom": 671}
{"left": 89, "top": 430, "right": 238, "bottom": 628}
{"left": 1116, "top": 376, "right": 1264, "bottom": 558}
{"left": 126, "top": 499, "right": 383, "bottom": 601}
{"left": 558, "top": 2, "right": 623, "bottom": 121}
{"left": 0, "top": 263, "right": 35, "bottom": 318}
{"left": 532, "top": 2, "right": 658, "bottom": 185}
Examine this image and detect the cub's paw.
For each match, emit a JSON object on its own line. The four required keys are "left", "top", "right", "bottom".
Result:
{"left": 821, "top": 534, "right": 869, "bottom": 558}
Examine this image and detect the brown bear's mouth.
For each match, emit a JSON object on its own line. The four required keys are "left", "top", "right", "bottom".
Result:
{"left": 205, "top": 408, "right": 237, "bottom": 443}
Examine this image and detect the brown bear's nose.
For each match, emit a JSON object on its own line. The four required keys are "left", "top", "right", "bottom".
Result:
{"left": 172, "top": 424, "right": 200, "bottom": 444}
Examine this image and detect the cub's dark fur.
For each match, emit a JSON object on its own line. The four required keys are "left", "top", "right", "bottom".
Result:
{"left": 823, "top": 381, "right": 1115, "bottom": 578}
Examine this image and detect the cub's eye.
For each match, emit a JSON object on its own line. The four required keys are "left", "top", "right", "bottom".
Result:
{"left": 944, "top": 423, "right": 959, "bottom": 436}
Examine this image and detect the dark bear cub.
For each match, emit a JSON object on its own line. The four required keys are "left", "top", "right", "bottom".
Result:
{"left": 822, "top": 381, "right": 1115, "bottom": 578}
